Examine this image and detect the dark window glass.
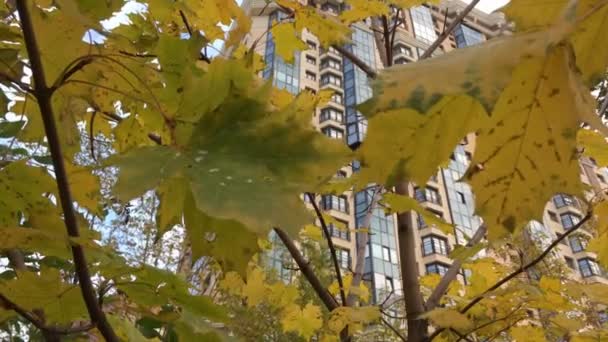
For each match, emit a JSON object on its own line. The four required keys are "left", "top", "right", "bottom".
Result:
{"left": 560, "top": 212, "right": 581, "bottom": 229}
{"left": 422, "top": 235, "right": 449, "bottom": 256}
{"left": 578, "top": 258, "right": 602, "bottom": 278}
{"left": 426, "top": 262, "right": 449, "bottom": 276}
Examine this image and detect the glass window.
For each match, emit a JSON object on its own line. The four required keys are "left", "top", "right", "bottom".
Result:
{"left": 392, "top": 44, "right": 413, "bottom": 57}
{"left": 560, "top": 212, "right": 581, "bottom": 229}
{"left": 337, "top": 248, "right": 350, "bottom": 269}
{"left": 322, "top": 126, "right": 344, "bottom": 140}
{"left": 382, "top": 246, "right": 391, "bottom": 262}
{"left": 453, "top": 24, "right": 484, "bottom": 48}
{"left": 553, "top": 194, "right": 576, "bottom": 208}
{"left": 410, "top": 6, "right": 438, "bottom": 44}
{"left": 321, "top": 74, "right": 342, "bottom": 86}
{"left": 569, "top": 235, "right": 587, "bottom": 253}
{"left": 578, "top": 258, "right": 602, "bottom": 278}
{"left": 328, "top": 221, "right": 350, "bottom": 241}
{"left": 306, "top": 40, "right": 317, "bottom": 50}
{"left": 422, "top": 235, "right": 449, "bottom": 256}
{"left": 417, "top": 213, "right": 427, "bottom": 229}
{"left": 321, "top": 58, "right": 341, "bottom": 70}
{"left": 331, "top": 93, "right": 343, "bottom": 104}
{"left": 320, "top": 107, "right": 344, "bottom": 123}
{"left": 305, "top": 71, "right": 316, "bottom": 81}
{"left": 322, "top": 195, "right": 348, "bottom": 213}
{"left": 414, "top": 187, "right": 441, "bottom": 205}
{"left": 457, "top": 191, "right": 466, "bottom": 204}
{"left": 305, "top": 55, "right": 316, "bottom": 65}
{"left": 426, "top": 262, "right": 449, "bottom": 276}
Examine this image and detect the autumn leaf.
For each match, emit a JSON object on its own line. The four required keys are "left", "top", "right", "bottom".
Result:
{"left": 466, "top": 46, "right": 585, "bottom": 239}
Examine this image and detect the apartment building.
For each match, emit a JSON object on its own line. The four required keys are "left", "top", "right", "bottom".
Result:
{"left": 238, "top": 0, "right": 608, "bottom": 306}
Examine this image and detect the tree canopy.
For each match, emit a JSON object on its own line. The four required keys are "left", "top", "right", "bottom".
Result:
{"left": 0, "top": 0, "right": 608, "bottom": 341}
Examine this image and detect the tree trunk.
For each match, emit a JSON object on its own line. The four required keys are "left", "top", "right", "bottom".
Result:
{"left": 395, "top": 183, "right": 428, "bottom": 342}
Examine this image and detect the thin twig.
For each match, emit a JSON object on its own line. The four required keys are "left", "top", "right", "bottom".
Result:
{"left": 273, "top": 227, "right": 339, "bottom": 311}
{"left": 306, "top": 192, "right": 347, "bottom": 306}
{"left": 15, "top": 1, "right": 118, "bottom": 341}
{"left": 425, "top": 224, "right": 487, "bottom": 311}
{"left": 419, "top": 0, "right": 481, "bottom": 59}
{"left": 428, "top": 211, "right": 592, "bottom": 341}
{"left": 179, "top": 10, "right": 211, "bottom": 63}
{"left": 381, "top": 317, "right": 408, "bottom": 342}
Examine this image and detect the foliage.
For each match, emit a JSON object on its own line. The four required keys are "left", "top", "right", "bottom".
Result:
{"left": 0, "top": 0, "right": 608, "bottom": 341}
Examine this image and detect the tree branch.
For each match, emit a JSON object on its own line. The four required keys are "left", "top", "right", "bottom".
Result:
{"left": 381, "top": 317, "right": 408, "bottom": 342}
{"left": 307, "top": 192, "right": 347, "bottom": 306}
{"left": 15, "top": 2, "right": 118, "bottom": 341}
{"left": 428, "top": 211, "right": 593, "bottom": 341}
{"left": 346, "top": 185, "right": 382, "bottom": 306}
{"left": 179, "top": 10, "right": 211, "bottom": 63}
{"left": 419, "top": 0, "right": 481, "bottom": 59}
{"left": 425, "top": 224, "right": 487, "bottom": 311}
{"left": 395, "top": 184, "right": 427, "bottom": 342}
{"left": 273, "top": 227, "right": 339, "bottom": 311}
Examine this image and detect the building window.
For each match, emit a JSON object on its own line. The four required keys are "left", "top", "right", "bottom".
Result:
{"left": 305, "top": 71, "right": 316, "bottom": 81}
{"left": 305, "top": 55, "right": 316, "bottom": 65}
{"left": 335, "top": 170, "right": 347, "bottom": 179}
{"left": 394, "top": 57, "right": 408, "bottom": 65}
{"left": 560, "top": 212, "right": 581, "bottom": 229}
{"left": 456, "top": 191, "right": 466, "bottom": 204}
{"left": 597, "top": 174, "right": 606, "bottom": 184}
{"left": 328, "top": 221, "right": 350, "bottom": 241}
{"left": 553, "top": 194, "right": 576, "bottom": 208}
{"left": 321, "top": 74, "right": 342, "bottom": 87}
{"left": 306, "top": 40, "right": 317, "bottom": 50}
{"left": 320, "top": 107, "right": 344, "bottom": 123}
{"left": 337, "top": 248, "right": 350, "bottom": 269}
{"left": 564, "top": 256, "right": 576, "bottom": 270}
{"left": 382, "top": 246, "right": 391, "bottom": 262}
{"left": 578, "top": 258, "right": 602, "bottom": 278}
{"left": 321, "top": 58, "right": 341, "bottom": 70}
{"left": 410, "top": 6, "right": 438, "bottom": 44}
{"left": 422, "top": 235, "right": 449, "bottom": 256}
{"left": 569, "top": 235, "right": 587, "bottom": 253}
{"left": 331, "top": 93, "right": 343, "bottom": 104}
{"left": 385, "top": 276, "right": 394, "bottom": 292}
{"left": 426, "top": 262, "right": 450, "bottom": 276}
{"left": 322, "top": 126, "right": 344, "bottom": 140}
{"left": 392, "top": 44, "right": 413, "bottom": 57}
{"left": 548, "top": 211, "right": 559, "bottom": 222}
{"left": 321, "top": 3, "right": 340, "bottom": 14}
{"left": 453, "top": 24, "right": 484, "bottom": 48}
{"left": 322, "top": 195, "right": 348, "bottom": 213}
{"left": 414, "top": 187, "right": 441, "bottom": 205}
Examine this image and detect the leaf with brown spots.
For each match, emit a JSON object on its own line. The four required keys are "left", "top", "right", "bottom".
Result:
{"left": 466, "top": 45, "right": 586, "bottom": 240}
{"left": 0, "top": 161, "right": 56, "bottom": 227}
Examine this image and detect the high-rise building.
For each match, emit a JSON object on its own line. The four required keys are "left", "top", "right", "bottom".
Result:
{"left": 239, "top": 0, "right": 608, "bottom": 308}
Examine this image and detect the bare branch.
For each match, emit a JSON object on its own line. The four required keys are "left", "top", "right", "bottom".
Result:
{"left": 273, "top": 227, "right": 339, "bottom": 311}
{"left": 307, "top": 192, "right": 347, "bottom": 306}
{"left": 419, "top": 0, "right": 481, "bottom": 59}
{"left": 425, "top": 224, "right": 487, "bottom": 311}
{"left": 346, "top": 185, "right": 382, "bottom": 306}
{"left": 15, "top": 1, "right": 118, "bottom": 341}
{"left": 428, "top": 211, "right": 593, "bottom": 341}
{"left": 179, "top": 10, "right": 211, "bottom": 63}
{"left": 381, "top": 317, "right": 408, "bottom": 342}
